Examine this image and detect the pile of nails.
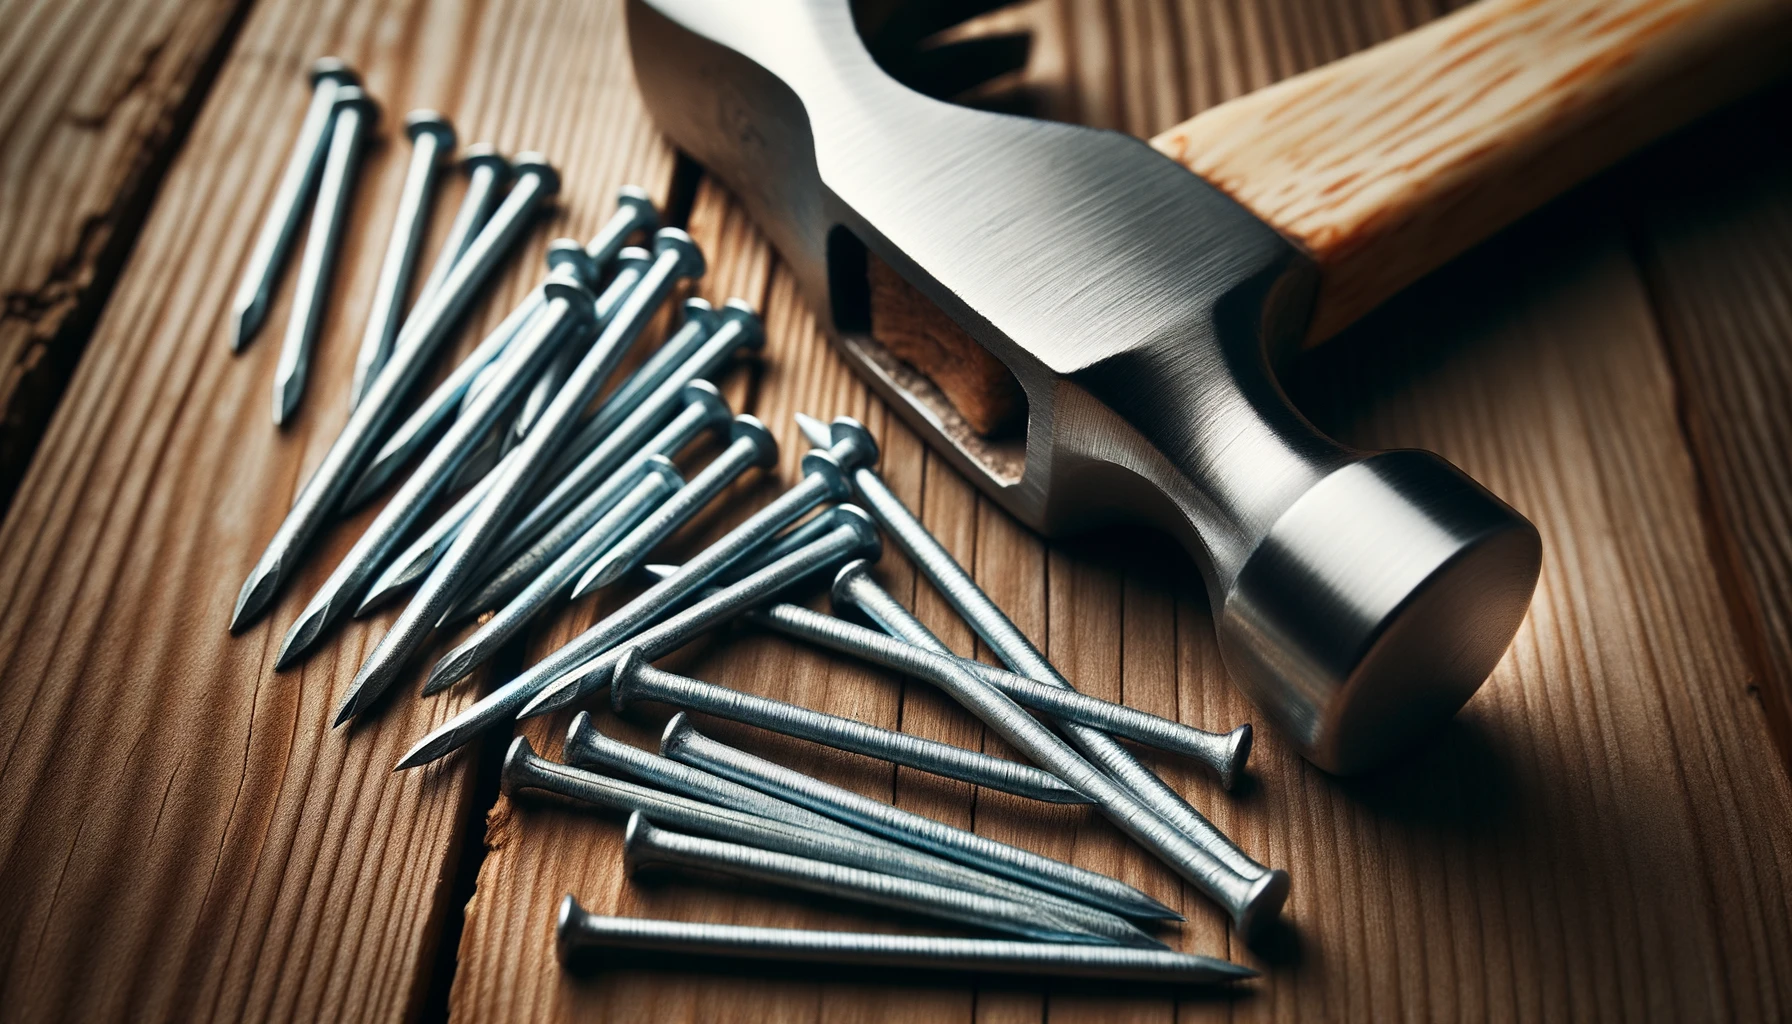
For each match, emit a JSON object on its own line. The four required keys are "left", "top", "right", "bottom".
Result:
{"left": 227, "top": 58, "right": 1283, "bottom": 987}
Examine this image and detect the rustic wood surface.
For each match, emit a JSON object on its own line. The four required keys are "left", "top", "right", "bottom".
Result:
{"left": 0, "top": 0, "right": 251, "bottom": 511}
{"left": 2, "top": 1, "right": 1791, "bottom": 1023}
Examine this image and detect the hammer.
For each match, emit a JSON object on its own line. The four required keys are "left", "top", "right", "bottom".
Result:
{"left": 624, "top": 0, "right": 1792, "bottom": 773}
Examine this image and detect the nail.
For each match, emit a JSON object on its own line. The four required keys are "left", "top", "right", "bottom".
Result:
{"left": 554, "top": 900, "right": 1250, "bottom": 983}
{"left": 500, "top": 448, "right": 850, "bottom": 696}
{"left": 460, "top": 238, "right": 595, "bottom": 417}
{"left": 801, "top": 414, "right": 1279, "bottom": 889}
{"left": 581, "top": 184, "right": 660, "bottom": 265}
{"left": 459, "top": 183, "right": 656, "bottom": 412}
{"left": 350, "top": 111, "right": 455, "bottom": 409}
{"left": 533, "top": 509, "right": 879, "bottom": 711}
{"left": 439, "top": 382, "right": 732, "bottom": 631}
{"left": 623, "top": 812, "right": 1122, "bottom": 945}
{"left": 419, "top": 456, "right": 682, "bottom": 683}
{"left": 610, "top": 652, "right": 1088, "bottom": 805}
{"left": 230, "top": 153, "right": 558, "bottom": 632}
{"left": 833, "top": 561, "right": 1283, "bottom": 937}
{"left": 750, "top": 602, "right": 1250, "bottom": 790}
{"left": 496, "top": 470, "right": 861, "bottom": 722}
{"left": 581, "top": 298, "right": 719, "bottom": 440}
{"left": 579, "top": 415, "right": 779, "bottom": 592}
{"left": 398, "top": 500, "right": 875, "bottom": 767}
{"left": 273, "top": 87, "right": 378, "bottom": 426}
{"left": 500, "top": 735, "right": 1155, "bottom": 947}
{"left": 344, "top": 245, "right": 652, "bottom": 514}
{"left": 494, "top": 300, "right": 765, "bottom": 575}
{"left": 332, "top": 270, "right": 603, "bottom": 721}
{"left": 397, "top": 296, "right": 742, "bottom": 602}
{"left": 704, "top": 507, "right": 848, "bottom": 588}
{"left": 230, "top": 58, "right": 361, "bottom": 352}
{"left": 661, "top": 715, "right": 1181, "bottom": 922}
{"left": 562, "top": 713, "right": 859, "bottom": 835}
{"left": 408, "top": 143, "right": 510, "bottom": 324}
{"left": 276, "top": 266, "right": 597, "bottom": 667}
{"left": 337, "top": 230, "right": 705, "bottom": 721}
{"left": 508, "top": 341, "right": 578, "bottom": 452}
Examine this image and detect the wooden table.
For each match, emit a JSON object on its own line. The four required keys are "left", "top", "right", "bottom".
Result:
{"left": 3, "top": 0, "right": 1790, "bottom": 1020}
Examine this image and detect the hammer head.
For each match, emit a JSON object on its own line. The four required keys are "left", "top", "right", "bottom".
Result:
{"left": 628, "top": 0, "right": 1541, "bottom": 773}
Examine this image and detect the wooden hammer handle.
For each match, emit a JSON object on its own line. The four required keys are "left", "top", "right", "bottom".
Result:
{"left": 1151, "top": 0, "right": 1792, "bottom": 343}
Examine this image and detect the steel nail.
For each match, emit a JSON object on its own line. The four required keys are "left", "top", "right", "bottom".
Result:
{"left": 519, "top": 508, "right": 880, "bottom": 715}
{"left": 230, "top": 152, "right": 559, "bottom": 632}
{"left": 276, "top": 265, "right": 598, "bottom": 667}
{"left": 751, "top": 602, "right": 1250, "bottom": 791}
{"left": 508, "top": 342, "right": 577, "bottom": 452}
{"left": 512, "top": 738, "right": 1125, "bottom": 946}
{"left": 529, "top": 507, "right": 880, "bottom": 713}
{"left": 544, "top": 724, "right": 1154, "bottom": 946}
{"left": 471, "top": 302, "right": 735, "bottom": 568}
{"left": 398, "top": 501, "right": 876, "bottom": 767}
{"left": 500, "top": 735, "right": 1156, "bottom": 947}
{"left": 461, "top": 239, "right": 593, "bottom": 417}
{"left": 408, "top": 143, "right": 510, "bottom": 325}
{"left": 350, "top": 111, "right": 455, "bottom": 408}
{"left": 661, "top": 715, "right": 1182, "bottom": 922}
{"left": 701, "top": 507, "right": 846, "bottom": 588}
{"left": 623, "top": 812, "right": 1118, "bottom": 945}
{"left": 560, "top": 713, "right": 860, "bottom": 835}
{"left": 438, "top": 381, "right": 733, "bottom": 630}
{"left": 799, "top": 414, "right": 1278, "bottom": 887}
{"left": 338, "top": 230, "right": 703, "bottom": 720}
{"left": 418, "top": 457, "right": 682, "bottom": 686}
{"left": 230, "top": 58, "right": 361, "bottom": 352}
{"left": 582, "top": 298, "right": 719, "bottom": 438}
{"left": 505, "top": 738, "right": 996, "bottom": 896}
{"left": 833, "top": 560, "right": 1283, "bottom": 937}
{"left": 508, "top": 447, "right": 851, "bottom": 689}
{"left": 387, "top": 297, "right": 740, "bottom": 605}
{"left": 495, "top": 301, "right": 766, "bottom": 570}
{"left": 345, "top": 244, "right": 652, "bottom": 512}
{"left": 610, "top": 652, "right": 1088, "bottom": 805}
{"left": 330, "top": 270, "right": 599, "bottom": 719}
{"left": 272, "top": 87, "right": 378, "bottom": 426}
{"left": 554, "top": 900, "right": 1249, "bottom": 983}
{"left": 579, "top": 415, "right": 779, "bottom": 593}
{"left": 491, "top": 465, "right": 857, "bottom": 722}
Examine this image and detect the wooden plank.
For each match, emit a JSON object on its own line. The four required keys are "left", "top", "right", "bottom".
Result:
{"left": 444, "top": 1, "right": 1789, "bottom": 1022}
{"left": 0, "top": 0, "right": 678, "bottom": 1019}
{"left": 0, "top": 0, "right": 251, "bottom": 511}
{"left": 9, "top": 0, "right": 1789, "bottom": 1020}
{"left": 446, "top": 3, "right": 1792, "bottom": 1023}
{"left": 1620, "top": 83, "right": 1792, "bottom": 773}
{"left": 1271, "top": 195, "right": 1792, "bottom": 1020}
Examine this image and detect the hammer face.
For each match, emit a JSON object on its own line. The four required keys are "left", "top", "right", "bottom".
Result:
{"left": 630, "top": 0, "right": 1542, "bottom": 773}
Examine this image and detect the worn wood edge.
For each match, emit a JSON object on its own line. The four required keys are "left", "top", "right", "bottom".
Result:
{"left": 1151, "top": 0, "right": 1792, "bottom": 343}
{"left": 1619, "top": 84, "right": 1792, "bottom": 776}
{"left": 0, "top": 0, "right": 255, "bottom": 517}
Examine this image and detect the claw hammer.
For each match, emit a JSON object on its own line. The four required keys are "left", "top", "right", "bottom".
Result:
{"left": 625, "top": 0, "right": 1792, "bottom": 772}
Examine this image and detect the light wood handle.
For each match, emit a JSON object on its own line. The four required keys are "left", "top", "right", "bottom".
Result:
{"left": 1151, "top": 0, "right": 1792, "bottom": 343}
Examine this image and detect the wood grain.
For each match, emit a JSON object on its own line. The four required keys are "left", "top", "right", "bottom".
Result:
{"left": 443, "top": 2, "right": 1792, "bottom": 1022}
{"left": 1622, "top": 83, "right": 1792, "bottom": 774}
{"left": 0, "top": 0, "right": 677, "bottom": 1018}
{"left": 0, "top": 0, "right": 251, "bottom": 512}
{"left": 6, "top": 0, "right": 1792, "bottom": 1021}
{"left": 1152, "top": 0, "right": 1792, "bottom": 342}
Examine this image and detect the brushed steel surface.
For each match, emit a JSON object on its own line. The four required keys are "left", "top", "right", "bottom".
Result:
{"left": 626, "top": 0, "right": 1542, "bottom": 773}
